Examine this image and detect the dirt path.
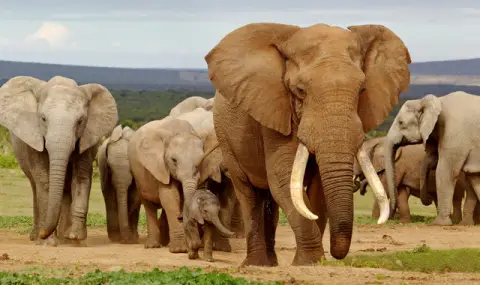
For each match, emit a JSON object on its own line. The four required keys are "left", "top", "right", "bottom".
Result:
{"left": 2, "top": 225, "right": 480, "bottom": 284}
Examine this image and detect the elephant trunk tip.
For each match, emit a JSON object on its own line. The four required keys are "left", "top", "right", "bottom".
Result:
{"left": 330, "top": 236, "right": 351, "bottom": 260}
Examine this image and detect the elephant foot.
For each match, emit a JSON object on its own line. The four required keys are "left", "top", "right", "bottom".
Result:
{"left": 35, "top": 235, "right": 58, "bottom": 247}
{"left": 292, "top": 248, "right": 325, "bottom": 266}
{"left": 452, "top": 215, "right": 462, "bottom": 224}
{"left": 430, "top": 216, "right": 453, "bottom": 226}
{"left": 168, "top": 239, "right": 187, "bottom": 253}
{"left": 188, "top": 249, "right": 199, "bottom": 260}
{"left": 144, "top": 238, "right": 162, "bottom": 249}
{"left": 234, "top": 231, "right": 245, "bottom": 239}
{"left": 107, "top": 230, "right": 122, "bottom": 243}
{"left": 213, "top": 238, "right": 232, "bottom": 252}
{"left": 65, "top": 224, "right": 87, "bottom": 241}
{"left": 203, "top": 252, "right": 214, "bottom": 262}
{"left": 120, "top": 232, "right": 139, "bottom": 244}
{"left": 460, "top": 218, "right": 475, "bottom": 226}
{"left": 240, "top": 252, "right": 278, "bottom": 267}
{"left": 399, "top": 217, "right": 412, "bottom": 224}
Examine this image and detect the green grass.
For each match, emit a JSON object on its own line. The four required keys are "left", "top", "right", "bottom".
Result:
{"left": 0, "top": 267, "right": 281, "bottom": 285}
{"left": 323, "top": 245, "right": 480, "bottom": 273}
{"left": 0, "top": 154, "right": 18, "bottom": 169}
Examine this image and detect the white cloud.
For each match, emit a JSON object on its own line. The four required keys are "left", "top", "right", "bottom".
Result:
{"left": 25, "top": 22, "right": 72, "bottom": 49}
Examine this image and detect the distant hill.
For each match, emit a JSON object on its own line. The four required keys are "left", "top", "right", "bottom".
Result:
{"left": 2, "top": 58, "right": 480, "bottom": 93}
{"left": 410, "top": 58, "right": 480, "bottom": 75}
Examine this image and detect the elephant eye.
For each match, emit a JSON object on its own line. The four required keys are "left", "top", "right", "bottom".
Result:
{"left": 171, "top": 157, "right": 177, "bottom": 164}
{"left": 41, "top": 115, "right": 46, "bottom": 122}
{"left": 296, "top": 86, "right": 306, "bottom": 96}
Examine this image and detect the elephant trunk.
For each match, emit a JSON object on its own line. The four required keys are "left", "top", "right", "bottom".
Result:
{"left": 182, "top": 179, "right": 198, "bottom": 203}
{"left": 211, "top": 215, "right": 235, "bottom": 237}
{"left": 384, "top": 137, "right": 399, "bottom": 218}
{"left": 40, "top": 130, "right": 76, "bottom": 239}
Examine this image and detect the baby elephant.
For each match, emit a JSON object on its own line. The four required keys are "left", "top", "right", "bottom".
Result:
{"left": 183, "top": 188, "right": 234, "bottom": 262}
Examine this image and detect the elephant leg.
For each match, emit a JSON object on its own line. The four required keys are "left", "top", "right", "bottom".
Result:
{"left": 159, "top": 210, "right": 170, "bottom": 246}
{"left": 104, "top": 186, "right": 121, "bottom": 242}
{"left": 212, "top": 179, "right": 234, "bottom": 252}
{"left": 264, "top": 139, "right": 323, "bottom": 266}
{"left": 143, "top": 199, "right": 161, "bottom": 249}
{"left": 68, "top": 153, "right": 94, "bottom": 241}
{"left": 397, "top": 186, "right": 411, "bottom": 223}
{"left": 264, "top": 191, "right": 279, "bottom": 264}
{"left": 451, "top": 184, "right": 464, "bottom": 224}
{"left": 467, "top": 176, "right": 480, "bottom": 218}
{"left": 203, "top": 224, "right": 214, "bottom": 262}
{"left": 126, "top": 185, "right": 140, "bottom": 243}
{"left": 460, "top": 186, "right": 477, "bottom": 225}
{"left": 29, "top": 178, "right": 39, "bottom": 241}
{"left": 231, "top": 201, "right": 245, "bottom": 238}
{"left": 474, "top": 201, "right": 480, "bottom": 225}
{"left": 34, "top": 179, "right": 58, "bottom": 247}
{"left": 158, "top": 183, "right": 187, "bottom": 253}
{"left": 431, "top": 158, "right": 456, "bottom": 226}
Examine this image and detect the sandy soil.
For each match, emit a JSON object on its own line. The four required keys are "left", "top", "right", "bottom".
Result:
{"left": 2, "top": 225, "right": 480, "bottom": 284}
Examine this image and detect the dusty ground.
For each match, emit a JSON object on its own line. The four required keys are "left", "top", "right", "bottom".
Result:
{"left": 2, "top": 225, "right": 480, "bottom": 284}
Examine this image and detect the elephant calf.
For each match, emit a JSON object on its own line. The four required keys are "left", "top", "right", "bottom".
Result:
{"left": 183, "top": 188, "right": 234, "bottom": 262}
{"left": 98, "top": 125, "right": 141, "bottom": 244}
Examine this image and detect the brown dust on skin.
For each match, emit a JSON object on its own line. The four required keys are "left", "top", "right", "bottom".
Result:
{"left": 2, "top": 225, "right": 480, "bottom": 284}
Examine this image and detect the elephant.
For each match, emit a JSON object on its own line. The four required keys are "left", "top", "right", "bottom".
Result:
{"left": 204, "top": 22, "right": 411, "bottom": 266}
{"left": 0, "top": 75, "right": 118, "bottom": 245}
{"left": 128, "top": 114, "right": 223, "bottom": 252}
{"left": 420, "top": 145, "right": 478, "bottom": 225}
{"left": 98, "top": 125, "right": 141, "bottom": 243}
{"left": 353, "top": 137, "right": 467, "bottom": 223}
{"left": 169, "top": 96, "right": 214, "bottom": 118}
{"left": 183, "top": 187, "right": 235, "bottom": 262}
{"left": 384, "top": 92, "right": 480, "bottom": 226}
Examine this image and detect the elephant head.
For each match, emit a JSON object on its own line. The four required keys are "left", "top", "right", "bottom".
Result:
{"left": 0, "top": 76, "right": 118, "bottom": 239}
{"left": 189, "top": 189, "right": 234, "bottom": 237}
{"left": 384, "top": 94, "right": 441, "bottom": 216}
{"left": 135, "top": 119, "right": 216, "bottom": 201}
{"left": 98, "top": 125, "right": 136, "bottom": 243}
{"left": 205, "top": 23, "right": 411, "bottom": 258}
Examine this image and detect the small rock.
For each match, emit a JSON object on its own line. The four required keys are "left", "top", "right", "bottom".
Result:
{"left": 395, "top": 259, "right": 403, "bottom": 267}
{"left": 0, "top": 253, "right": 9, "bottom": 260}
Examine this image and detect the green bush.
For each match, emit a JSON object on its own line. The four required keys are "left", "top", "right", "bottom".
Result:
{"left": 0, "top": 267, "right": 281, "bottom": 285}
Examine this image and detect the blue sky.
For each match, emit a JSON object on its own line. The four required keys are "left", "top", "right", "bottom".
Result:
{"left": 0, "top": 1, "right": 479, "bottom": 68}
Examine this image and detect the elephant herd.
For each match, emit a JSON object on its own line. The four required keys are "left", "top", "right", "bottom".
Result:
{"left": 0, "top": 21, "right": 479, "bottom": 267}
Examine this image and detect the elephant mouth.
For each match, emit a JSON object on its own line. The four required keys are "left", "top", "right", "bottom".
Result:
{"left": 290, "top": 143, "right": 390, "bottom": 224}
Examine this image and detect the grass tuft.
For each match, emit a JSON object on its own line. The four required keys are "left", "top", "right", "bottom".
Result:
{"left": 0, "top": 267, "right": 281, "bottom": 285}
{"left": 324, "top": 245, "right": 480, "bottom": 273}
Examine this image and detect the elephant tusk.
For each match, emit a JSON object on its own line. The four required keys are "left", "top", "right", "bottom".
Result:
{"left": 357, "top": 147, "right": 390, "bottom": 224}
{"left": 290, "top": 143, "right": 318, "bottom": 220}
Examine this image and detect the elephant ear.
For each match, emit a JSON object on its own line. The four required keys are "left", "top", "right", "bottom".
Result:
{"left": 419, "top": 94, "right": 442, "bottom": 145}
{"left": 394, "top": 147, "right": 402, "bottom": 162}
{"left": 109, "top": 125, "right": 123, "bottom": 143}
{"left": 0, "top": 76, "right": 46, "bottom": 152}
{"left": 136, "top": 126, "right": 171, "bottom": 184}
{"left": 205, "top": 23, "right": 300, "bottom": 136}
{"left": 348, "top": 25, "right": 412, "bottom": 132}
{"left": 79, "top": 83, "right": 119, "bottom": 154}
{"left": 199, "top": 132, "right": 222, "bottom": 184}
